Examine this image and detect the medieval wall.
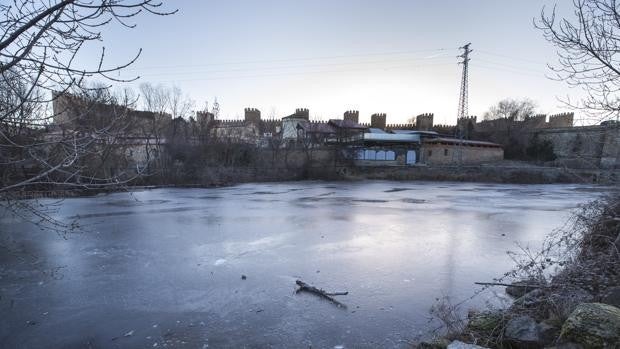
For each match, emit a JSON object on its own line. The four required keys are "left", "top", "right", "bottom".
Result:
{"left": 52, "top": 92, "right": 170, "bottom": 132}
{"left": 534, "top": 125, "right": 620, "bottom": 169}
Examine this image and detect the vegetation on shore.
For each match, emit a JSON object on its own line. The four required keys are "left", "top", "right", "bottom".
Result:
{"left": 423, "top": 193, "right": 620, "bottom": 348}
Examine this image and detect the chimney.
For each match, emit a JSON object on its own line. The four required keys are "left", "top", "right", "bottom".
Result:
{"left": 371, "top": 113, "right": 387, "bottom": 129}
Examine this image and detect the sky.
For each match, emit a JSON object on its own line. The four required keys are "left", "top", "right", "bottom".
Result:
{"left": 78, "top": 0, "right": 588, "bottom": 125}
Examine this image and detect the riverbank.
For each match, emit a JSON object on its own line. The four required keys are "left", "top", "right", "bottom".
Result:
{"left": 420, "top": 194, "right": 620, "bottom": 349}
{"left": 7, "top": 161, "right": 617, "bottom": 200}
{"left": 341, "top": 161, "right": 618, "bottom": 185}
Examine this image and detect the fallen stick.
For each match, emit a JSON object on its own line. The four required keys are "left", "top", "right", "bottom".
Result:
{"left": 295, "top": 280, "right": 348, "bottom": 308}
{"left": 474, "top": 282, "right": 546, "bottom": 288}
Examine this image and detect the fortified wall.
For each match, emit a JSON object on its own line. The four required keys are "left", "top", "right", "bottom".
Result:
{"left": 533, "top": 125, "right": 620, "bottom": 169}
{"left": 389, "top": 110, "right": 616, "bottom": 169}
{"left": 52, "top": 92, "right": 170, "bottom": 132}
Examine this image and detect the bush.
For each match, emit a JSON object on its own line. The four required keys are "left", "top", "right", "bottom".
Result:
{"left": 526, "top": 137, "right": 557, "bottom": 162}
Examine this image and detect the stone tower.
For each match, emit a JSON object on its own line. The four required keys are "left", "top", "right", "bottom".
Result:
{"left": 244, "top": 108, "right": 261, "bottom": 123}
{"left": 371, "top": 113, "right": 387, "bottom": 130}
{"left": 548, "top": 112, "right": 574, "bottom": 128}
{"left": 344, "top": 110, "right": 359, "bottom": 123}
{"left": 295, "top": 108, "right": 310, "bottom": 119}
{"left": 415, "top": 113, "right": 434, "bottom": 131}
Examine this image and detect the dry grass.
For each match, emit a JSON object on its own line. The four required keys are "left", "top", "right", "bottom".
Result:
{"left": 426, "top": 193, "right": 620, "bottom": 347}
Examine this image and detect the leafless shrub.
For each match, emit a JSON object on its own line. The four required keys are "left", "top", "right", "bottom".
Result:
{"left": 429, "top": 296, "right": 467, "bottom": 338}
{"left": 0, "top": 1, "right": 176, "bottom": 233}
{"left": 426, "top": 193, "right": 620, "bottom": 346}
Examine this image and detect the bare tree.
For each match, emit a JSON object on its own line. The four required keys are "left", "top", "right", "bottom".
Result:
{"left": 0, "top": 1, "right": 176, "bottom": 232}
{"left": 139, "top": 82, "right": 171, "bottom": 114}
{"left": 536, "top": 0, "right": 620, "bottom": 122}
{"left": 483, "top": 98, "right": 537, "bottom": 121}
{"left": 169, "top": 86, "right": 195, "bottom": 120}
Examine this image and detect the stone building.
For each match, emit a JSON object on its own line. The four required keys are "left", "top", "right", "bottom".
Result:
{"left": 420, "top": 138, "right": 504, "bottom": 165}
{"left": 351, "top": 112, "right": 504, "bottom": 166}
{"left": 50, "top": 92, "right": 172, "bottom": 177}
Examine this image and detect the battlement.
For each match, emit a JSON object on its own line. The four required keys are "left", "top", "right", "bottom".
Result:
{"left": 474, "top": 112, "right": 575, "bottom": 132}
{"left": 295, "top": 108, "right": 310, "bottom": 119}
{"left": 416, "top": 113, "right": 434, "bottom": 130}
{"left": 548, "top": 112, "right": 574, "bottom": 128}
{"left": 344, "top": 110, "right": 359, "bottom": 123}
{"left": 244, "top": 107, "right": 261, "bottom": 123}
{"left": 433, "top": 124, "right": 455, "bottom": 129}
{"left": 214, "top": 119, "right": 246, "bottom": 125}
{"left": 386, "top": 123, "right": 416, "bottom": 130}
{"left": 196, "top": 111, "right": 214, "bottom": 124}
{"left": 371, "top": 113, "right": 387, "bottom": 129}
{"left": 433, "top": 124, "right": 457, "bottom": 134}
{"left": 458, "top": 115, "right": 477, "bottom": 122}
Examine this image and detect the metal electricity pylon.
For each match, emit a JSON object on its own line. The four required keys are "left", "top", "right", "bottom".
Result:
{"left": 455, "top": 43, "right": 472, "bottom": 165}
{"left": 457, "top": 43, "right": 472, "bottom": 121}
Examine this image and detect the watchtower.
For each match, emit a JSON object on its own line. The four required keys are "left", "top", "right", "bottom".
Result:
{"left": 371, "top": 113, "right": 387, "bottom": 130}
{"left": 344, "top": 110, "right": 359, "bottom": 123}
{"left": 416, "top": 113, "right": 434, "bottom": 131}
{"left": 244, "top": 107, "right": 261, "bottom": 123}
{"left": 294, "top": 108, "right": 310, "bottom": 119}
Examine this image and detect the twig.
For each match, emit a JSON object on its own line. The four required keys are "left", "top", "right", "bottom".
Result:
{"left": 295, "top": 280, "right": 348, "bottom": 308}
{"left": 474, "top": 281, "right": 546, "bottom": 288}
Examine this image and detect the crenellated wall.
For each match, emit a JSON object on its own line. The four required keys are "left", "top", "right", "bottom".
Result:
{"left": 473, "top": 113, "right": 574, "bottom": 133}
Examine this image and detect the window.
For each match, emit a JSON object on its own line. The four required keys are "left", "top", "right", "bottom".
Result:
{"left": 428, "top": 150, "right": 432, "bottom": 157}
{"left": 386, "top": 151, "right": 396, "bottom": 161}
{"left": 375, "top": 150, "right": 386, "bottom": 160}
{"left": 444, "top": 149, "right": 449, "bottom": 156}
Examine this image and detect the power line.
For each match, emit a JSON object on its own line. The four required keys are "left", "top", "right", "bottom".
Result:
{"left": 150, "top": 61, "right": 457, "bottom": 83}
{"left": 470, "top": 63, "right": 550, "bottom": 79}
{"left": 137, "top": 54, "right": 455, "bottom": 78}
{"left": 474, "top": 58, "right": 547, "bottom": 75}
{"left": 125, "top": 47, "right": 457, "bottom": 71}
{"left": 477, "top": 49, "right": 546, "bottom": 65}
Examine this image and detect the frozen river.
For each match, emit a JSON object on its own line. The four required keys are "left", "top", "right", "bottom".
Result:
{"left": 0, "top": 181, "right": 609, "bottom": 348}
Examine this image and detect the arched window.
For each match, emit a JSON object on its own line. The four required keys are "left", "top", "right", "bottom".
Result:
{"left": 376, "top": 150, "right": 386, "bottom": 160}
{"left": 386, "top": 151, "right": 396, "bottom": 161}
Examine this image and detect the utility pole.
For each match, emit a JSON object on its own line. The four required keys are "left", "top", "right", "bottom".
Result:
{"left": 455, "top": 43, "right": 472, "bottom": 165}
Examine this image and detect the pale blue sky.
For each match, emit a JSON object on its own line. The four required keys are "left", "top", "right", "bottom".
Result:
{"left": 80, "top": 0, "right": 586, "bottom": 124}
